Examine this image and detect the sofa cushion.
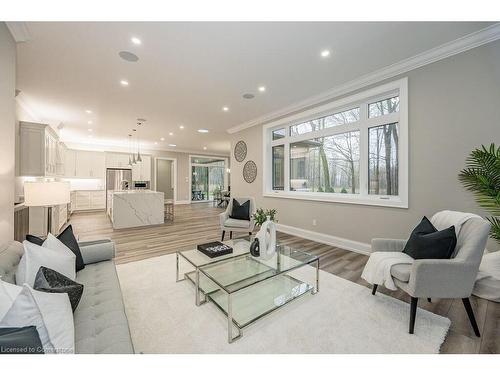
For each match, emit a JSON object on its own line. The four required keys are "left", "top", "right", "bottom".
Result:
{"left": 0, "top": 242, "right": 24, "bottom": 285}
{"left": 224, "top": 218, "right": 251, "bottom": 229}
{"left": 391, "top": 264, "right": 411, "bottom": 282}
{"left": 74, "top": 260, "right": 133, "bottom": 354}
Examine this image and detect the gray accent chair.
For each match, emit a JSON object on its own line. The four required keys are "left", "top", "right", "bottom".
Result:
{"left": 0, "top": 239, "right": 134, "bottom": 354}
{"left": 219, "top": 197, "right": 256, "bottom": 241}
{"left": 371, "top": 217, "right": 491, "bottom": 336}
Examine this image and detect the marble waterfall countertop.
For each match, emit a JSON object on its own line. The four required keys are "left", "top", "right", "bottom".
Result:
{"left": 111, "top": 190, "right": 164, "bottom": 229}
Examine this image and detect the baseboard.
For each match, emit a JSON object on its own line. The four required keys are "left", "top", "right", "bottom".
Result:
{"left": 275, "top": 223, "right": 371, "bottom": 255}
{"left": 174, "top": 200, "right": 191, "bottom": 205}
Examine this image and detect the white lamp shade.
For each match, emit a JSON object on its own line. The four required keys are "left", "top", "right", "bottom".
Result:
{"left": 24, "top": 181, "right": 71, "bottom": 207}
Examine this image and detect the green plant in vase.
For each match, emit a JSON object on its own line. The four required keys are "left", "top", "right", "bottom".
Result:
{"left": 458, "top": 143, "right": 500, "bottom": 244}
{"left": 252, "top": 208, "right": 278, "bottom": 226}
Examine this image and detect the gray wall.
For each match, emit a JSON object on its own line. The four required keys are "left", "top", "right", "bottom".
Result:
{"left": 231, "top": 41, "right": 500, "bottom": 251}
{"left": 156, "top": 159, "right": 174, "bottom": 199}
{"left": 0, "top": 24, "right": 16, "bottom": 246}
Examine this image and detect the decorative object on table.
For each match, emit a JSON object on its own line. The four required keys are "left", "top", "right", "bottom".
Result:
{"left": 250, "top": 217, "right": 277, "bottom": 260}
{"left": 197, "top": 241, "right": 233, "bottom": 258}
{"left": 24, "top": 180, "right": 70, "bottom": 235}
{"left": 458, "top": 143, "right": 500, "bottom": 244}
{"left": 26, "top": 225, "right": 85, "bottom": 272}
{"left": 34, "top": 266, "right": 84, "bottom": 312}
{"left": 243, "top": 160, "right": 257, "bottom": 183}
{"left": 234, "top": 140, "right": 247, "bottom": 162}
{"left": 252, "top": 208, "right": 278, "bottom": 226}
{"left": 220, "top": 197, "right": 256, "bottom": 241}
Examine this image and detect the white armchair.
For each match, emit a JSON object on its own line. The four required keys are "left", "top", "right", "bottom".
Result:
{"left": 371, "top": 213, "right": 491, "bottom": 336}
{"left": 219, "top": 197, "right": 256, "bottom": 241}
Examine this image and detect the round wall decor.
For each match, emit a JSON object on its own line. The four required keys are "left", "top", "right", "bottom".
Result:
{"left": 234, "top": 140, "right": 247, "bottom": 162}
{"left": 243, "top": 160, "right": 257, "bottom": 183}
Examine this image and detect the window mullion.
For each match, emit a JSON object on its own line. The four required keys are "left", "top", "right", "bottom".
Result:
{"left": 284, "top": 142, "right": 290, "bottom": 192}
{"left": 359, "top": 105, "right": 369, "bottom": 196}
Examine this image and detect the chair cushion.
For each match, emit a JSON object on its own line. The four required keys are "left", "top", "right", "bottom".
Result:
{"left": 224, "top": 218, "right": 251, "bottom": 229}
{"left": 74, "top": 260, "right": 133, "bottom": 354}
{"left": 391, "top": 264, "right": 412, "bottom": 282}
{"left": 229, "top": 199, "right": 250, "bottom": 220}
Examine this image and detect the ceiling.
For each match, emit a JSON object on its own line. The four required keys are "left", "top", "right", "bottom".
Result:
{"left": 15, "top": 22, "right": 494, "bottom": 154}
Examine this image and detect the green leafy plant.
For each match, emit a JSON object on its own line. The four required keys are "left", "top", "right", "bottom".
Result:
{"left": 252, "top": 208, "right": 278, "bottom": 226}
{"left": 458, "top": 143, "right": 500, "bottom": 243}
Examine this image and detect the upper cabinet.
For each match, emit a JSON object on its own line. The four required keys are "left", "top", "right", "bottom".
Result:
{"left": 132, "top": 155, "right": 151, "bottom": 181}
{"left": 64, "top": 148, "right": 105, "bottom": 179}
{"left": 20, "top": 122, "right": 63, "bottom": 177}
{"left": 105, "top": 152, "right": 131, "bottom": 169}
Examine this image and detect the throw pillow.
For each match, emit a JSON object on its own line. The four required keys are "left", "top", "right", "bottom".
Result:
{"left": 0, "top": 279, "right": 22, "bottom": 321}
{"left": 16, "top": 240, "right": 76, "bottom": 287}
{"left": 26, "top": 225, "right": 85, "bottom": 272}
{"left": 0, "top": 285, "right": 74, "bottom": 354}
{"left": 34, "top": 266, "right": 84, "bottom": 312}
{"left": 403, "top": 216, "right": 457, "bottom": 260}
{"left": 229, "top": 199, "right": 250, "bottom": 221}
{"left": 0, "top": 326, "right": 44, "bottom": 354}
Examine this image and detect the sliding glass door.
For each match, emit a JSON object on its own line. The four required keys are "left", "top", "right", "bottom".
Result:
{"left": 190, "top": 156, "right": 227, "bottom": 202}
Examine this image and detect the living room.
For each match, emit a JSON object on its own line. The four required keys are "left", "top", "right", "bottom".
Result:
{"left": 1, "top": 0, "right": 500, "bottom": 371}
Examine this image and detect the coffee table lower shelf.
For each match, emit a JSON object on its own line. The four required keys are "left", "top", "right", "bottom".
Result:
{"left": 185, "top": 270, "right": 315, "bottom": 342}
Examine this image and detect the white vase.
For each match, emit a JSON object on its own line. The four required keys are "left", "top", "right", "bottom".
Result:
{"left": 251, "top": 216, "right": 276, "bottom": 260}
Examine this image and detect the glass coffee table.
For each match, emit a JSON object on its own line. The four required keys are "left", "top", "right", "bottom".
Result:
{"left": 176, "top": 237, "right": 319, "bottom": 343}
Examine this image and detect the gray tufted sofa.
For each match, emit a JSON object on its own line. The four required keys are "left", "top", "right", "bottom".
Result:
{"left": 0, "top": 239, "right": 134, "bottom": 354}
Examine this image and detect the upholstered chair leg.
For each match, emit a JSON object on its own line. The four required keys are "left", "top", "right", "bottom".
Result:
{"left": 372, "top": 284, "right": 378, "bottom": 295}
{"left": 427, "top": 298, "right": 432, "bottom": 303}
{"left": 462, "top": 298, "right": 481, "bottom": 337}
{"left": 221, "top": 231, "right": 225, "bottom": 241}
{"left": 409, "top": 297, "right": 418, "bottom": 334}
{"left": 249, "top": 232, "right": 252, "bottom": 236}
{"left": 230, "top": 231, "right": 233, "bottom": 239}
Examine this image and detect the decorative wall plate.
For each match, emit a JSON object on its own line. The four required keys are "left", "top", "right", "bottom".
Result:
{"left": 234, "top": 140, "right": 247, "bottom": 162}
{"left": 243, "top": 160, "right": 257, "bottom": 183}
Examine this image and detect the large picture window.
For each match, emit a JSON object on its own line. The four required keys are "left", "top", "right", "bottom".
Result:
{"left": 263, "top": 78, "right": 408, "bottom": 208}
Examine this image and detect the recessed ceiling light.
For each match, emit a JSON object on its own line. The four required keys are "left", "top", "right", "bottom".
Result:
{"left": 179, "top": 125, "right": 184, "bottom": 129}
{"left": 87, "top": 128, "right": 93, "bottom": 132}
{"left": 168, "top": 144, "right": 176, "bottom": 147}
{"left": 120, "top": 80, "right": 129, "bottom": 86}
{"left": 258, "top": 86, "right": 266, "bottom": 92}
{"left": 222, "top": 107, "right": 229, "bottom": 112}
{"left": 203, "top": 146, "right": 207, "bottom": 150}
{"left": 198, "top": 129, "right": 209, "bottom": 133}
{"left": 88, "top": 135, "right": 93, "bottom": 138}
{"left": 160, "top": 137, "right": 165, "bottom": 141}
{"left": 154, "top": 142, "right": 158, "bottom": 145}
{"left": 85, "top": 109, "right": 92, "bottom": 114}
{"left": 131, "top": 37, "right": 142, "bottom": 45}
{"left": 169, "top": 132, "right": 174, "bottom": 136}
{"left": 320, "top": 49, "right": 331, "bottom": 58}
{"left": 87, "top": 120, "right": 93, "bottom": 125}
{"left": 242, "top": 93, "right": 254, "bottom": 99}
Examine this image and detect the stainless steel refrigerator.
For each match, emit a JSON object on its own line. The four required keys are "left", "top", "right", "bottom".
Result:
{"left": 106, "top": 168, "right": 132, "bottom": 210}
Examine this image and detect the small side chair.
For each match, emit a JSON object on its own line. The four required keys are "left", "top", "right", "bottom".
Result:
{"left": 219, "top": 197, "right": 256, "bottom": 241}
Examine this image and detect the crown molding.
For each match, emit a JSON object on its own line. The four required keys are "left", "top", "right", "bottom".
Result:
{"left": 227, "top": 23, "right": 500, "bottom": 134}
{"left": 6, "top": 22, "right": 31, "bottom": 42}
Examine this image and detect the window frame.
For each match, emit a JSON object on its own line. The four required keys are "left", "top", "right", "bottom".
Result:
{"left": 262, "top": 78, "right": 408, "bottom": 208}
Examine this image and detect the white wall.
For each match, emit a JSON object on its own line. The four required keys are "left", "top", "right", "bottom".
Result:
{"left": 231, "top": 40, "right": 500, "bottom": 252}
{"left": 0, "top": 23, "right": 16, "bottom": 246}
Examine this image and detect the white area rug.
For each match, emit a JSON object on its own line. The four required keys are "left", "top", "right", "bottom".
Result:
{"left": 116, "top": 254, "right": 450, "bottom": 353}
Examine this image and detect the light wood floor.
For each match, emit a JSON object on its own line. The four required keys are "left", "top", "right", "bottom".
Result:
{"left": 69, "top": 203, "right": 499, "bottom": 354}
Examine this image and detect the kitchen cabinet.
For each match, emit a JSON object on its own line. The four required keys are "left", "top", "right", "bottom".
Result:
{"left": 132, "top": 155, "right": 151, "bottom": 181}
{"left": 20, "top": 122, "right": 63, "bottom": 177}
{"left": 71, "top": 190, "right": 105, "bottom": 211}
{"left": 65, "top": 149, "right": 77, "bottom": 177}
{"left": 69, "top": 150, "right": 105, "bottom": 179}
{"left": 106, "top": 152, "right": 131, "bottom": 168}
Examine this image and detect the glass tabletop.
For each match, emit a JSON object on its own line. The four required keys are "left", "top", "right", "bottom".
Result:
{"left": 199, "top": 243, "right": 318, "bottom": 294}
{"left": 178, "top": 237, "right": 252, "bottom": 267}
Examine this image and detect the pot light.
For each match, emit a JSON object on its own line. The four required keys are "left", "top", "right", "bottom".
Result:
{"left": 87, "top": 128, "right": 93, "bottom": 132}
{"left": 131, "top": 37, "right": 142, "bottom": 45}
{"left": 222, "top": 106, "right": 229, "bottom": 112}
{"left": 179, "top": 125, "right": 184, "bottom": 129}
{"left": 87, "top": 120, "right": 93, "bottom": 125}
{"left": 160, "top": 137, "right": 165, "bottom": 141}
{"left": 120, "top": 80, "right": 129, "bottom": 86}
{"left": 168, "top": 144, "right": 176, "bottom": 147}
{"left": 88, "top": 134, "right": 93, "bottom": 138}
{"left": 85, "top": 109, "right": 92, "bottom": 114}
{"left": 169, "top": 132, "right": 174, "bottom": 136}
{"left": 258, "top": 86, "right": 266, "bottom": 92}
{"left": 198, "top": 129, "right": 209, "bottom": 133}
{"left": 320, "top": 49, "right": 331, "bottom": 58}
{"left": 203, "top": 146, "right": 207, "bottom": 150}
{"left": 154, "top": 142, "right": 158, "bottom": 145}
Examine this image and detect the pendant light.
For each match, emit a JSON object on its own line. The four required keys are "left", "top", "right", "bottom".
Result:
{"left": 136, "top": 121, "right": 142, "bottom": 163}
{"left": 127, "top": 134, "right": 133, "bottom": 166}
{"left": 132, "top": 129, "right": 137, "bottom": 164}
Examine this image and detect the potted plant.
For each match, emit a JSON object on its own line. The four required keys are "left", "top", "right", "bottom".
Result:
{"left": 252, "top": 208, "right": 278, "bottom": 227}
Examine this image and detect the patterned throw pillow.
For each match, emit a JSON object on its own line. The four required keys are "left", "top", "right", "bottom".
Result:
{"left": 33, "top": 267, "right": 84, "bottom": 312}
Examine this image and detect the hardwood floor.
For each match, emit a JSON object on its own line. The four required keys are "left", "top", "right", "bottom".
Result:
{"left": 69, "top": 203, "right": 500, "bottom": 354}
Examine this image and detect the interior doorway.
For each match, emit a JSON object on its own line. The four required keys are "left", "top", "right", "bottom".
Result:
{"left": 154, "top": 157, "right": 176, "bottom": 203}
{"left": 189, "top": 155, "right": 228, "bottom": 203}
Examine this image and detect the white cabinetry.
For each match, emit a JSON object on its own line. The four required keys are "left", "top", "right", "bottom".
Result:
{"left": 65, "top": 149, "right": 77, "bottom": 177}
{"left": 71, "top": 190, "right": 105, "bottom": 211}
{"left": 20, "top": 122, "right": 64, "bottom": 177}
{"left": 132, "top": 155, "right": 151, "bottom": 181}
{"left": 64, "top": 149, "right": 105, "bottom": 178}
{"left": 105, "top": 152, "right": 131, "bottom": 168}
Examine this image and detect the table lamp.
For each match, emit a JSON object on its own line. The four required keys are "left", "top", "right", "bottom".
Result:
{"left": 24, "top": 181, "right": 71, "bottom": 235}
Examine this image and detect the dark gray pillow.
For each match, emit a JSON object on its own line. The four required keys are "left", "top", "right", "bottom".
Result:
{"left": 403, "top": 216, "right": 457, "bottom": 260}
{"left": 26, "top": 225, "right": 85, "bottom": 272}
{"left": 229, "top": 199, "right": 250, "bottom": 220}
{"left": 0, "top": 326, "right": 44, "bottom": 354}
{"left": 34, "top": 266, "right": 84, "bottom": 312}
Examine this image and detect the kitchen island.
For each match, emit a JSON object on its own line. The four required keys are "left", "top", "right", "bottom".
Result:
{"left": 109, "top": 190, "right": 164, "bottom": 229}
